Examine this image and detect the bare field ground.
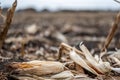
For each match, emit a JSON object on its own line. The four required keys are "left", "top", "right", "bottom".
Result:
{"left": 0, "top": 10, "right": 120, "bottom": 80}
{"left": 11, "top": 11, "right": 120, "bottom": 49}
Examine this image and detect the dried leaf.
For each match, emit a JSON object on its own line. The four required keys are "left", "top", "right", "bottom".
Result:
{"left": 69, "top": 49, "right": 99, "bottom": 75}
{"left": 79, "top": 43, "right": 111, "bottom": 74}
{"left": 111, "top": 67, "right": 120, "bottom": 73}
{"left": 51, "top": 71, "right": 74, "bottom": 79}
{"left": 59, "top": 43, "right": 112, "bottom": 76}
{"left": 74, "top": 74, "right": 88, "bottom": 78}
{"left": 58, "top": 43, "right": 84, "bottom": 60}
{"left": 75, "top": 64, "right": 85, "bottom": 74}
{"left": 18, "top": 76, "right": 37, "bottom": 80}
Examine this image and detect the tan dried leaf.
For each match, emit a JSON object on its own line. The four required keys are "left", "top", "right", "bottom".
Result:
{"left": 51, "top": 71, "right": 74, "bottom": 79}
{"left": 69, "top": 49, "right": 99, "bottom": 75}
{"left": 79, "top": 43, "right": 111, "bottom": 74}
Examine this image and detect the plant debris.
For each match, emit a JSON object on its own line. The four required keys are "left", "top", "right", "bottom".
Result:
{"left": 0, "top": 0, "right": 17, "bottom": 48}
{"left": 8, "top": 60, "right": 64, "bottom": 76}
{"left": 0, "top": 0, "right": 120, "bottom": 80}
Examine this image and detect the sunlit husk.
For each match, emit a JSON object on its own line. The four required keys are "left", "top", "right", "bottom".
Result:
{"left": 51, "top": 71, "right": 74, "bottom": 79}
{"left": 79, "top": 44, "right": 111, "bottom": 74}
{"left": 60, "top": 43, "right": 112, "bottom": 75}
{"left": 111, "top": 67, "right": 120, "bottom": 73}
{"left": 10, "top": 60, "right": 64, "bottom": 76}
{"left": 69, "top": 50, "right": 99, "bottom": 75}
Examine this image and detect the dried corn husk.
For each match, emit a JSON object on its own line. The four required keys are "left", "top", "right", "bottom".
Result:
{"left": 51, "top": 71, "right": 74, "bottom": 79}
{"left": 18, "top": 76, "right": 37, "bottom": 80}
{"left": 79, "top": 43, "right": 111, "bottom": 74}
{"left": 9, "top": 60, "right": 64, "bottom": 76}
{"left": 111, "top": 67, "right": 120, "bottom": 73}
{"left": 108, "top": 50, "right": 120, "bottom": 60}
{"left": 69, "top": 49, "right": 99, "bottom": 75}
{"left": 59, "top": 43, "right": 112, "bottom": 76}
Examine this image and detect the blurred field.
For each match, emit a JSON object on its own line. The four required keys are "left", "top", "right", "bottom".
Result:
{"left": 0, "top": 8, "right": 120, "bottom": 79}
{"left": 10, "top": 11, "right": 120, "bottom": 49}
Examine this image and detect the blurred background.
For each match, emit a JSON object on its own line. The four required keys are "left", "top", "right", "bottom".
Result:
{"left": 1, "top": 0, "right": 120, "bottom": 11}
{"left": 0, "top": 0, "right": 120, "bottom": 60}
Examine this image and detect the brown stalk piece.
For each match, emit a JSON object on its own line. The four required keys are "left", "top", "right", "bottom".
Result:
{"left": 20, "top": 41, "right": 26, "bottom": 58}
{"left": 101, "top": 12, "right": 120, "bottom": 53}
{"left": 0, "top": 7, "right": 3, "bottom": 17}
{"left": 0, "top": 7, "right": 5, "bottom": 21}
{"left": 0, "top": 7, "right": 1, "bottom": 13}
{"left": 0, "top": 0, "right": 17, "bottom": 48}
{"left": 0, "top": 7, "right": 5, "bottom": 31}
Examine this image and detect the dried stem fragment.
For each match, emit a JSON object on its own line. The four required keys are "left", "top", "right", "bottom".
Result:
{"left": 58, "top": 43, "right": 84, "bottom": 60}
{"left": 0, "top": 7, "right": 5, "bottom": 22}
{"left": 0, "top": 0, "right": 17, "bottom": 48}
{"left": 101, "top": 12, "right": 120, "bottom": 53}
{"left": 20, "top": 40, "right": 26, "bottom": 58}
{"left": 0, "top": 7, "right": 1, "bottom": 14}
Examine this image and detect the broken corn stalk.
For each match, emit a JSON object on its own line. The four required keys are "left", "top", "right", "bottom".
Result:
{"left": 0, "top": 0, "right": 17, "bottom": 48}
{"left": 101, "top": 12, "right": 120, "bottom": 55}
